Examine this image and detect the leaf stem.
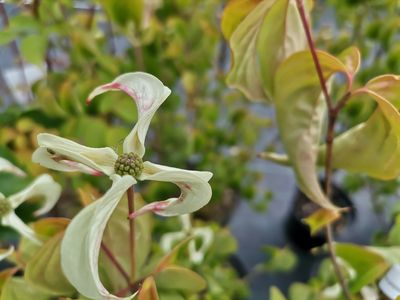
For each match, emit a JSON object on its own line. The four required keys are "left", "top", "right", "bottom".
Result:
{"left": 101, "top": 242, "right": 130, "bottom": 284}
{"left": 127, "top": 186, "right": 136, "bottom": 281}
{"left": 295, "top": 1, "right": 352, "bottom": 299}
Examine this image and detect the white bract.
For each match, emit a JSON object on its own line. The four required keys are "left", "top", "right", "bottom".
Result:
{"left": 32, "top": 72, "right": 213, "bottom": 300}
{"left": 0, "top": 158, "right": 61, "bottom": 244}
{"left": 161, "top": 214, "right": 213, "bottom": 264}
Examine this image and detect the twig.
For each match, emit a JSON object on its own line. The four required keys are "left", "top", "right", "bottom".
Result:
{"left": 29, "top": 0, "right": 54, "bottom": 73}
{"left": 85, "top": 5, "right": 96, "bottom": 30}
{"left": 296, "top": 0, "right": 333, "bottom": 110}
{"left": 106, "top": 18, "right": 117, "bottom": 55}
{"left": 100, "top": 242, "right": 130, "bottom": 284}
{"left": 127, "top": 186, "right": 136, "bottom": 281}
{"left": 295, "top": 1, "right": 352, "bottom": 299}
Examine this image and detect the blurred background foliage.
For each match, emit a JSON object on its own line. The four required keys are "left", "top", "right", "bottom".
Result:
{"left": 1, "top": 0, "right": 400, "bottom": 299}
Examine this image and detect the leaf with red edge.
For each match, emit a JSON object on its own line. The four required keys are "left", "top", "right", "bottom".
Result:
{"left": 323, "top": 75, "right": 400, "bottom": 179}
{"left": 338, "top": 46, "right": 361, "bottom": 84}
{"left": 137, "top": 277, "right": 159, "bottom": 300}
{"left": 0, "top": 268, "right": 18, "bottom": 291}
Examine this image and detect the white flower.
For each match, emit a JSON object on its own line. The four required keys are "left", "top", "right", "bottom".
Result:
{"left": 0, "top": 159, "right": 61, "bottom": 244}
{"left": 32, "top": 72, "right": 213, "bottom": 300}
{"left": 161, "top": 214, "right": 213, "bottom": 264}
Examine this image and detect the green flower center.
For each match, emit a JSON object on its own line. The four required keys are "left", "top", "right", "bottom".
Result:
{"left": 0, "top": 197, "right": 12, "bottom": 217}
{"left": 114, "top": 152, "right": 144, "bottom": 178}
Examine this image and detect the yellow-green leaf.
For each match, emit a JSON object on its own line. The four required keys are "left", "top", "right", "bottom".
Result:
{"left": 225, "top": 0, "right": 311, "bottom": 101}
{"left": 155, "top": 266, "right": 207, "bottom": 293}
{"left": 324, "top": 75, "right": 400, "bottom": 180}
{"left": 257, "top": 0, "right": 310, "bottom": 99}
{"left": 25, "top": 232, "right": 75, "bottom": 296}
{"left": 1, "top": 277, "right": 52, "bottom": 300}
{"left": 369, "top": 246, "right": 400, "bottom": 265}
{"left": 270, "top": 286, "right": 286, "bottom": 300}
{"left": 338, "top": 46, "right": 361, "bottom": 81}
{"left": 137, "top": 277, "right": 159, "bottom": 300}
{"left": 336, "top": 243, "right": 389, "bottom": 293}
{"left": 221, "top": 0, "right": 261, "bottom": 39}
{"left": 32, "top": 217, "right": 69, "bottom": 242}
{"left": 275, "top": 50, "right": 348, "bottom": 210}
{"left": 225, "top": 0, "right": 274, "bottom": 101}
{"left": 20, "top": 35, "right": 47, "bottom": 66}
{"left": 0, "top": 268, "right": 18, "bottom": 291}
{"left": 303, "top": 208, "right": 340, "bottom": 235}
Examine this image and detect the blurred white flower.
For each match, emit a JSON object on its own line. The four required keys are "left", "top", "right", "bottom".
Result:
{"left": 161, "top": 214, "right": 213, "bottom": 264}
{"left": 0, "top": 158, "right": 61, "bottom": 244}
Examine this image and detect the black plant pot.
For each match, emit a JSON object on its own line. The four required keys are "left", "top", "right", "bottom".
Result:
{"left": 285, "top": 182, "right": 356, "bottom": 251}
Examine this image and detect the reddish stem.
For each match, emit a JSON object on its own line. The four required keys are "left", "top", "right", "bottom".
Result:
{"left": 100, "top": 242, "right": 130, "bottom": 284}
{"left": 295, "top": 1, "right": 352, "bottom": 299}
{"left": 127, "top": 186, "right": 136, "bottom": 281}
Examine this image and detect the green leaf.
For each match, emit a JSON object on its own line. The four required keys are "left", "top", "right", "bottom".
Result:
{"left": 288, "top": 283, "right": 314, "bottom": 300}
{"left": 1, "top": 277, "right": 52, "bottom": 300}
{"left": 336, "top": 243, "right": 389, "bottom": 293}
{"left": 388, "top": 214, "right": 400, "bottom": 245}
{"left": 225, "top": 0, "right": 310, "bottom": 101}
{"left": 25, "top": 232, "right": 75, "bottom": 296}
{"left": 259, "top": 246, "right": 297, "bottom": 272}
{"left": 323, "top": 75, "right": 400, "bottom": 180}
{"left": 275, "top": 50, "right": 348, "bottom": 210}
{"left": 155, "top": 266, "right": 207, "bottom": 293}
{"left": 0, "top": 30, "right": 17, "bottom": 46}
{"left": 20, "top": 35, "right": 47, "bottom": 66}
{"left": 270, "top": 287, "right": 287, "bottom": 300}
{"left": 100, "top": 0, "right": 143, "bottom": 28}
{"left": 303, "top": 208, "right": 340, "bottom": 235}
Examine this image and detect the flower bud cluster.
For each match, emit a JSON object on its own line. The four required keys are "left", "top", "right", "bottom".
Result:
{"left": 114, "top": 152, "right": 144, "bottom": 178}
